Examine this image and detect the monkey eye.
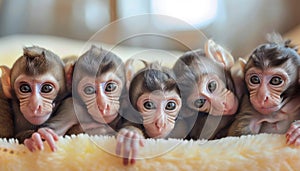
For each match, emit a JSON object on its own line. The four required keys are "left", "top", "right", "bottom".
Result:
{"left": 143, "top": 101, "right": 156, "bottom": 110}
{"left": 165, "top": 101, "right": 176, "bottom": 110}
{"left": 84, "top": 86, "right": 95, "bottom": 95}
{"left": 270, "top": 76, "right": 283, "bottom": 85}
{"left": 19, "top": 84, "right": 31, "bottom": 93}
{"left": 207, "top": 81, "right": 217, "bottom": 93}
{"left": 105, "top": 82, "right": 117, "bottom": 92}
{"left": 194, "top": 98, "right": 206, "bottom": 108}
{"left": 250, "top": 75, "right": 260, "bottom": 84}
{"left": 41, "top": 84, "right": 54, "bottom": 93}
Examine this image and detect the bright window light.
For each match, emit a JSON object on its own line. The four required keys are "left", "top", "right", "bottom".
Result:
{"left": 150, "top": 0, "right": 218, "bottom": 28}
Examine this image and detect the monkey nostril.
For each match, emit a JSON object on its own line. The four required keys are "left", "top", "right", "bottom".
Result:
{"left": 263, "top": 96, "right": 269, "bottom": 103}
{"left": 31, "top": 105, "right": 42, "bottom": 115}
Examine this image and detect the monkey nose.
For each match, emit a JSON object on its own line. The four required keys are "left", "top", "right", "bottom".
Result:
{"left": 31, "top": 105, "right": 42, "bottom": 115}
{"left": 260, "top": 96, "right": 269, "bottom": 105}
{"left": 98, "top": 104, "right": 110, "bottom": 116}
{"left": 155, "top": 116, "right": 166, "bottom": 132}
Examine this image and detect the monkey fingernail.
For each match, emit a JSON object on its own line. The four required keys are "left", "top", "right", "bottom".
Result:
{"left": 131, "top": 159, "right": 136, "bottom": 164}
{"left": 123, "top": 158, "right": 129, "bottom": 166}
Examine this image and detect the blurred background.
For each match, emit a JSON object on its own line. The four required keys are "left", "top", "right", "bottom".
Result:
{"left": 0, "top": 0, "right": 300, "bottom": 58}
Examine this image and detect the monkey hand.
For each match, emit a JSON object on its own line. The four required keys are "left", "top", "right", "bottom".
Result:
{"left": 24, "top": 127, "right": 59, "bottom": 152}
{"left": 116, "top": 127, "right": 145, "bottom": 165}
{"left": 286, "top": 120, "right": 300, "bottom": 146}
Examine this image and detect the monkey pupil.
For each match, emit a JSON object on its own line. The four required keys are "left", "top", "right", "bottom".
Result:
{"left": 84, "top": 86, "right": 95, "bottom": 95}
{"left": 194, "top": 99, "right": 206, "bottom": 108}
{"left": 270, "top": 76, "right": 283, "bottom": 85}
{"left": 20, "top": 84, "right": 31, "bottom": 93}
{"left": 165, "top": 101, "right": 176, "bottom": 110}
{"left": 144, "top": 101, "right": 155, "bottom": 110}
{"left": 208, "top": 81, "right": 217, "bottom": 93}
{"left": 250, "top": 75, "right": 260, "bottom": 84}
{"left": 105, "top": 83, "right": 117, "bottom": 92}
{"left": 41, "top": 84, "right": 53, "bottom": 93}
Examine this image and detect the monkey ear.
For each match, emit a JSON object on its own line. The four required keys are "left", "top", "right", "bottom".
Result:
{"left": 125, "top": 59, "right": 135, "bottom": 91}
{"left": 0, "top": 65, "right": 12, "bottom": 98}
{"left": 238, "top": 58, "right": 247, "bottom": 74}
{"left": 204, "top": 39, "right": 235, "bottom": 69}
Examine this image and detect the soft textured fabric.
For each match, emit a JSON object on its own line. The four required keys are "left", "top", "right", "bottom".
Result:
{"left": 0, "top": 134, "right": 299, "bottom": 170}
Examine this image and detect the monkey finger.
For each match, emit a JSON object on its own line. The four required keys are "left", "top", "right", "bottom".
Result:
{"left": 286, "top": 128, "right": 300, "bottom": 145}
{"left": 24, "top": 138, "right": 37, "bottom": 152}
{"left": 131, "top": 130, "right": 145, "bottom": 147}
{"left": 32, "top": 132, "right": 44, "bottom": 151}
{"left": 286, "top": 121, "right": 300, "bottom": 137}
{"left": 37, "top": 128, "right": 57, "bottom": 151}
{"left": 116, "top": 135, "right": 125, "bottom": 156}
{"left": 38, "top": 128, "right": 59, "bottom": 141}
{"left": 123, "top": 131, "right": 134, "bottom": 165}
{"left": 116, "top": 129, "right": 129, "bottom": 155}
{"left": 130, "top": 133, "right": 142, "bottom": 165}
{"left": 44, "top": 128, "right": 59, "bottom": 141}
{"left": 43, "top": 133, "right": 57, "bottom": 152}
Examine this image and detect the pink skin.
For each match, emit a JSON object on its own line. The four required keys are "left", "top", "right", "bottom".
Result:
{"left": 14, "top": 74, "right": 60, "bottom": 152}
{"left": 116, "top": 128, "right": 145, "bottom": 165}
{"left": 246, "top": 68, "right": 289, "bottom": 115}
{"left": 137, "top": 90, "right": 182, "bottom": 138}
{"left": 187, "top": 74, "right": 238, "bottom": 116}
{"left": 286, "top": 121, "right": 300, "bottom": 146}
{"left": 78, "top": 75, "right": 123, "bottom": 125}
{"left": 116, "top": 90, "right": 181, "bottom": 165}
{"left": 24, "top": 128, "right": 59, "bottom": 152}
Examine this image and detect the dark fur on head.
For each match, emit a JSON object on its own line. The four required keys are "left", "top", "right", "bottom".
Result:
{"left": 129, "top": 61, "right": 179, "bottom": 110}
{"left": 73, "top": 45, "right": 125, "bottom": 98}
{"left": 173, "top": 49, "right": 236, "bottom": 107}
{"left": 10, "top": 46, "right": 66, "bottom": 96}
{"left": 245, "top": 33, "right": 300, "bottom": 99}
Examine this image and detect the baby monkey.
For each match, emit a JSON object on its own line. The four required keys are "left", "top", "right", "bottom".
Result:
{"left": 228, "top": 33, "right": 300, "bottom": 146}
{"left": 0, "top": 46, "right": 77, "bottom": 151}
{"left": 116, "top": 60, "right": 182, "bottom": 165}
{"left": 172, "top": 39, "right": 241, "bottom": 140}
{"left": 71, "top": 45, "right": 127, "bottom": 135}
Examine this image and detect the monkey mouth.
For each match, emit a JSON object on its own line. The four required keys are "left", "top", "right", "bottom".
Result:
{"left": 99, "top": 109, "right": 110, "bottom": 116}
{"left": 97, "top": 111, "right": 118, "bottom": 123}
{"left": 257, "top": 106, "right": 279, "bottom": 114}
{"left": 150, "top": 128, "right": 170, "bottom": 138}
{"left": 29, "top": 115, "right": 50, "bottom": 125}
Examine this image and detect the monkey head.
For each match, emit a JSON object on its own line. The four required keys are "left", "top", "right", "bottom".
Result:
{"left": 244, "top": 36, "right": 300, "bottom": 115}
{"left": 73, "top": 46, "right": 125, "bottom": 124}
{"left": 129, "top": 62, "right": 182, "bottom": 138}
{"left": 173, "top": 40, "right": 238, "bottom": 116}
{"left": 1, "top": 46, "right": 67, "bottom": 125}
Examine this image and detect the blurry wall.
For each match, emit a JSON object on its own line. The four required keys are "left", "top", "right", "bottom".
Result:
{"left": 0, "top": 0, "right": 300, "bottom": 57}
{"left": 203, "top": 0, "right": 300, "bottom": 57}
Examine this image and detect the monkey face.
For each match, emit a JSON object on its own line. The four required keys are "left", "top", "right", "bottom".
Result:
{"left": 14, "top": 74, "right": 59, "bottom": 125}
{"left": 77, "top": 74, "right": 124, "bottom": 123}
{"left": 245, "top": 67, "right": 289, "bottom": 115}
{"left": 136, "top": 90, "right": 182, "bottom": 138}
{"left": 187, "top": 74, "right": 238, "bottom": 116}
